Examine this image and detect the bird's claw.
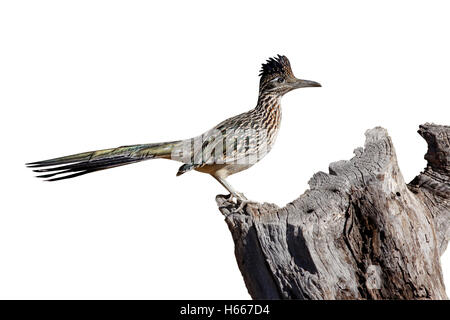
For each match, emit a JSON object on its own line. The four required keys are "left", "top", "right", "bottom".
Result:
{"left": 225, "top": 192, "right": 247, "bottom": 202}
{"left": 236, "top": 199, "right": 252, "bottom": 212}
{"left": 224, "top": 193, "right": 252, "bottom": 212}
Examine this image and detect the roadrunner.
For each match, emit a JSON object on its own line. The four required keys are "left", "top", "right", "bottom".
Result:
{"left": 27, "top": 55, "right": 321, "bottom": 204}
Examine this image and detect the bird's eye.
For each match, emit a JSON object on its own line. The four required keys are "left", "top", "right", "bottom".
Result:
{"left": 277, "top": 77, "right": 285, "bottom": 83}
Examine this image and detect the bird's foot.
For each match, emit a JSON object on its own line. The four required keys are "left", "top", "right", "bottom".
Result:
{"left": 219, "top": 193, "right": 255, "bottom": 215}
{"left": 224, "top": 193, "right": 234, "bottom": 201}
{"left": 222, "top": 192, "right": 254, "bottom": 212}
{"left": 236, "top": 199, "right": 252, "bottom": 212}
{"left": 225, "top": 192, "right": 247, "bottom": 202}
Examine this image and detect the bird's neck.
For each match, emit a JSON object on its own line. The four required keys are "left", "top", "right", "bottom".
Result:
{"left": 256, "top": 91, "right": 282, "bottom": 112}
{"left": 255, "top": 91, "right": 282, "bottom": 148}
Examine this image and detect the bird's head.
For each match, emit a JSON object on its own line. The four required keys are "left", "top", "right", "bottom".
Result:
{"left": 259, "top": 55, "right": 321, "bottom": 96}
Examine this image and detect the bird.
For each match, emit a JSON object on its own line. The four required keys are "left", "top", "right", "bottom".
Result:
{"left": 27, "top": 55, "right": 321, "bottom": 205}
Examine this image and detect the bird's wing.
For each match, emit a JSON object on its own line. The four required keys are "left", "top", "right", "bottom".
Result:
{"left": 176, "top": 111, "right": 265, "bottom": 175}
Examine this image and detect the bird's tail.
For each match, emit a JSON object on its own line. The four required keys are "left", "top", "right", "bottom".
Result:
{"left": 26, "top": 141, "right": 182, "bottom": 181}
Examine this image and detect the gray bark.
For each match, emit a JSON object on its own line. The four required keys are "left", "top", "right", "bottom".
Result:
{"left": 216, "top": 123, "right": 450, "bottom": 299}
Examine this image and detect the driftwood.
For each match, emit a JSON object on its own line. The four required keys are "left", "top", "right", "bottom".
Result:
{"left": 216, "top": 123, "right": 449, "bottom": 299}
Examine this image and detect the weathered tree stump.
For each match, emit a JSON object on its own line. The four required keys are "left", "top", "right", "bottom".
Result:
{"left": 216, "top": 123, "right": 449, "bottom": 299}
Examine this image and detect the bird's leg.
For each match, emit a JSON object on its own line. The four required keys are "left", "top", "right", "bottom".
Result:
{"left": 212, "top": 175, "right": 253, "bottom": 212}
{"left": 212, "top": 175, "right": 247, "bottom": 202}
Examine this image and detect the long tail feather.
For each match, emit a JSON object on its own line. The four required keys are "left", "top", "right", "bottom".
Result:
{"left": 27, "top": 141, "right": 181, "bottom": 181}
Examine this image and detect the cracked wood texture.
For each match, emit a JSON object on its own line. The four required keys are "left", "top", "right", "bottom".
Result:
{"left": 216, "top": 123, "right": 450, "bottom": 299}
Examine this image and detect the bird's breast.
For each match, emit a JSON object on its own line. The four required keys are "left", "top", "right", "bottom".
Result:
{"left": 260, "top": 102, "right": 282, "bottom": 150}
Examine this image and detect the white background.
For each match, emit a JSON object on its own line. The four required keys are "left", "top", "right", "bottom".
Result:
{"left": 0, "top": 1, "right": 449, "bottom": 299}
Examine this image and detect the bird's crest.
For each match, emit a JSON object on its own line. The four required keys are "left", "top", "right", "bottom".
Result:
{"left": 259, "top": 55, "right": 293, "bottom": 84}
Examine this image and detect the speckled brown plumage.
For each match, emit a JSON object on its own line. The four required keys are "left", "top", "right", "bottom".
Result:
{"left": 27, "top": 55, "right": 321, "bottom": 201}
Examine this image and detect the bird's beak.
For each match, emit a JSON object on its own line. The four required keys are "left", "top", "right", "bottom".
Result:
{"left": 291, "top": 78, "right": 322, "bottom": 89}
